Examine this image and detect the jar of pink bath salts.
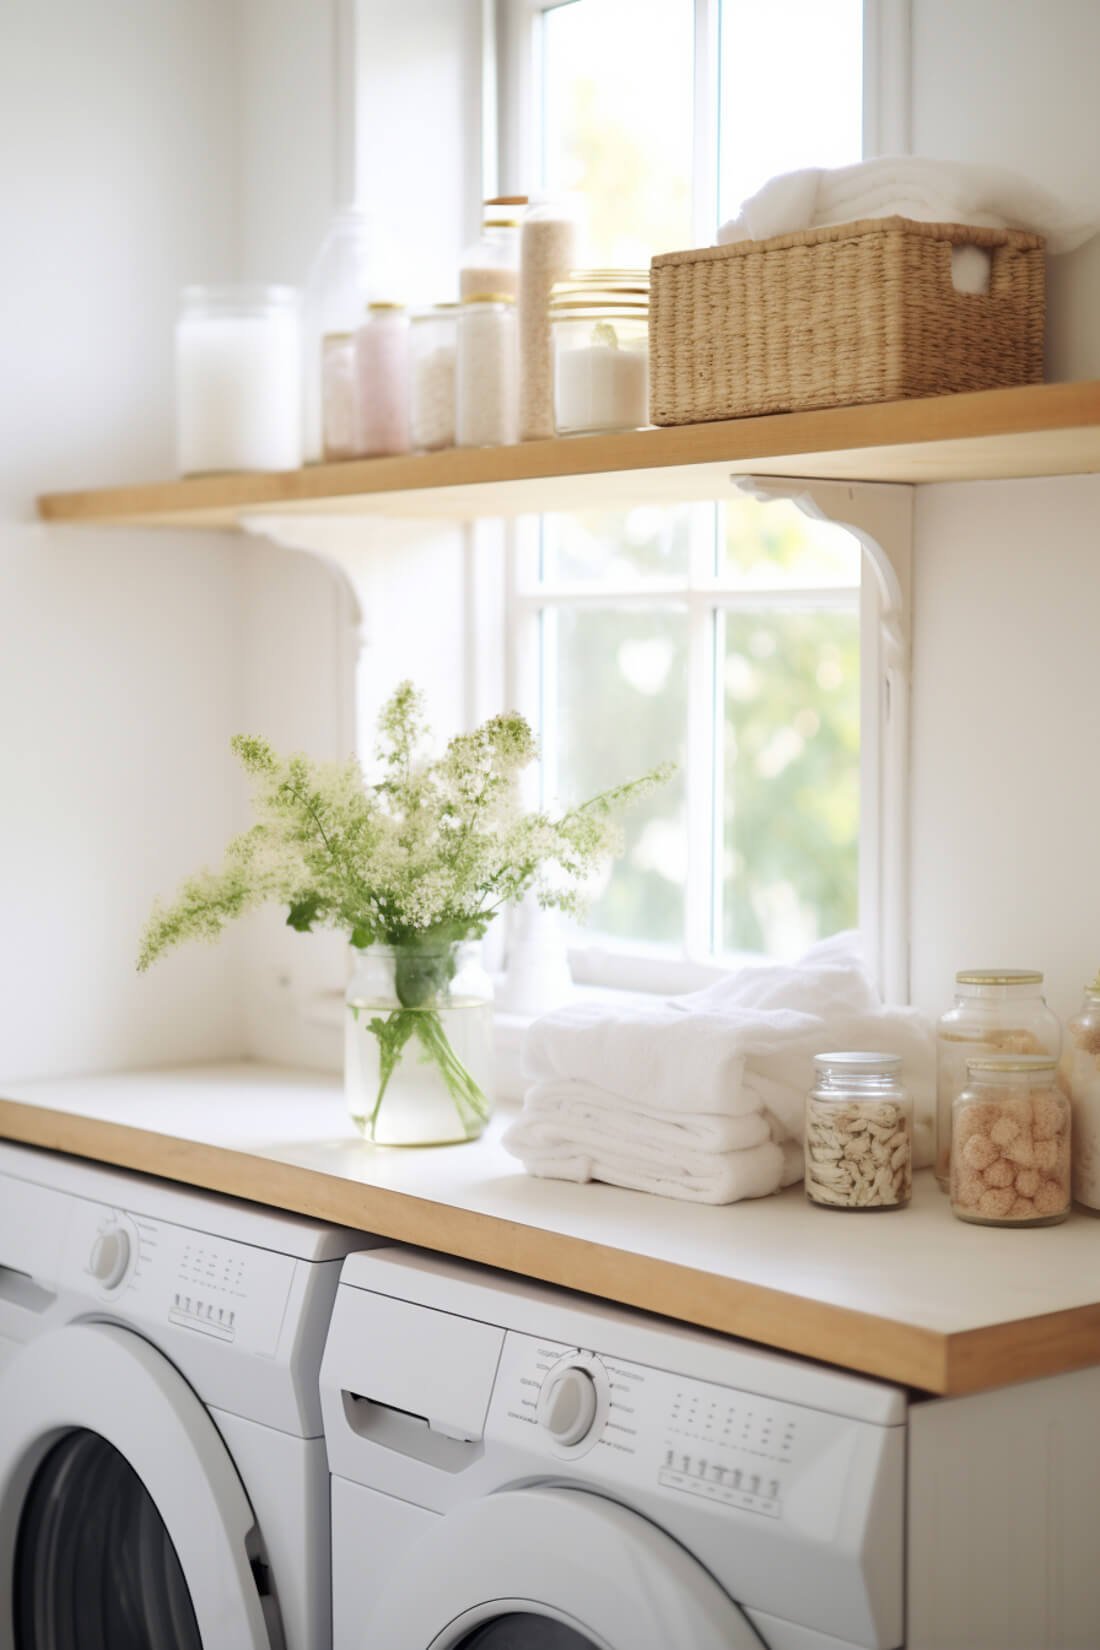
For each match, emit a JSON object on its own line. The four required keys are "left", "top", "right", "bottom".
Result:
{"left": 951, "top": 1055, "right": 1070, "bottom": 1227}
{"left": 353, "top": 302, "right": 410, "bottom": 456}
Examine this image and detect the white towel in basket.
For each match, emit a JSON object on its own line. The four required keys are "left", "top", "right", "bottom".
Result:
{"left": 717, "top": 156, "right": 1096, "bottom": 259}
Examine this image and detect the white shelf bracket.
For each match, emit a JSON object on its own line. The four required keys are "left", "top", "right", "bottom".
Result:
{"left": 238, "top": 509, "right": 473, "bottom": 750}
{"left": 733, "top": 475, "right": 914, "bottom": 1004}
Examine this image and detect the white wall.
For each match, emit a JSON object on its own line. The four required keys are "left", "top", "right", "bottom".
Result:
{"left": 0, "top": 1, "right": 248, "bottom": 1079}
{"left": 906, "top": 1, "right": 1100, "bottom": 1024}
{"left": 909, "top": 478, "right": 1100, "bottom": 1024}
{"left": 910, "top": 0, "right": 1100, "bottom": 382}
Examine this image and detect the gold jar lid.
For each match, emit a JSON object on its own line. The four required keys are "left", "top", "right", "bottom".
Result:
{"left": 552, "top": 274, "right": 649, "bottom": 299}
{"left": 367, "top": 300, "right": 406, "bottom": 311}
{"left": 461, "top": 291, "right": 516, "bottom": 305}
{"left": 966, "top": 1054, "right": 1058, "bottom": 1075}
{"left": 322, "top": 330, "right": 354, "bottom": 344}
{"left": 548, "top": 308, "right": 649, "bottom": 323}
{"left": 955, "top": 969, "right": 1043, "bottom": 986}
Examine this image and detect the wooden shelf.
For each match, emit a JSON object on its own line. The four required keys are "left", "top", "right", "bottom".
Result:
{"left": 36, "top": 381, "right": 1100, "bottom": 529}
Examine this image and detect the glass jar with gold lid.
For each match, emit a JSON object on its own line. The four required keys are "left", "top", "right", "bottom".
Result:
{"left": 549, "top": 270, "right": 650, "bottom": 436}
{"left": 935, "top": 971, "right": 1061, "bottom": 1188}
{"left": 459, "top": 196, "right": 527, "bottom": 303}
{"left": 951, "top": 1054, "right": 1070, "bottom": 1226}
{"left": 1062, "top": 970, "right": 1100, "bottom": 1211}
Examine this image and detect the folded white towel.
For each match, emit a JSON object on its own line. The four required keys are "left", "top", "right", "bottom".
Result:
{"left": 717, "top": 156, "right": 1097, "bottom": 257}
{"left": 506, "top": 933, "right": 936, "bottom": 1203}
{"left": 502, "top": 1089, "right": 803, "bottom": 1204}
{"left": 518, "top": 1078, "right": 775, "bottom": 1155}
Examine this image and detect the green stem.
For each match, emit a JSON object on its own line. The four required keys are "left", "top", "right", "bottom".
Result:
{"left": 364, "top": 1006, "right": 489, "bottom": 1139}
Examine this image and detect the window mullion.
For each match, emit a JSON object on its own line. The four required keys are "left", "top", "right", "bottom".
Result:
{"left": 692, "top": 0, "right": 721, "bottom": 243}
{"left": 683, "top": 504, "right": 719, "bottom": 961}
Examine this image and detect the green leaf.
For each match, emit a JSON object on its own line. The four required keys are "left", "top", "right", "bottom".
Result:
{"left": 349, "top": 924, "right": 373, "bottom": 949}
{"left": 286, "top": 894, "right": 322, "bottom": 932}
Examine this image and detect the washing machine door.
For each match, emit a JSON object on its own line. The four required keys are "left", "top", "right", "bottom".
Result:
{"left": 0, "top": 1321, "right": 275, "bottom": 1650}
{"left": 360, "top": 1486, "right": 764, "bottom": 1650}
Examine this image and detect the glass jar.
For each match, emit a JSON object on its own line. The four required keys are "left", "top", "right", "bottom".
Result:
{"left": 804, "top": 1053, "right": 912, "bottom": 1211}
{"left": 321, "top": 332, "right": 356, "bottom": 461}
{"left": 550, "top": 271, "right": 650, "bottom": 435}
{"left": 175, "top": 284, "right": 301, "bottom": 475}
{"left": 935, "top": 971, "right": 1061, "bottom": 1188}
{"left": 410, "top": 304, "right": 458, "bottom": 451}
{"left": 951, "top": 1055, "right": 1070, "bottom": 1226}
{"left": 456, "top": 295, "right": 518, "bottom": 448}
{"left": 353, "top": 303, "right": 411, "bottom": 457}
{"left": 1061, "top": 973, "right": 1100, "bottom": 1212}
{"left": 345, "top": 941, "right": 494, "bottom": 1147}
{"left": 459, "top": 197, "right": 526, "bottom": 303}
{"left": 519, "top": 198, "right": 579, "bottom": 440}
{"left": 302, "top": 207, "right": 371, "bottom": 462}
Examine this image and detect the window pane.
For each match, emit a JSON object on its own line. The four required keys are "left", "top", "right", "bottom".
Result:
{"left": 542, "top": 0, "right": 693, "bottom": 265}
{"left": 549, "top": 606, "right": 687, "bottom": 945}
{"left": 719, "top": 0, "right": 863, "bottom": 221}
{"left": 541, "top": 506, "right": 692, "bottom": 585}
{"left": 722, "top": 607, "right": 859, "bottom": 959}
{"left": 722, "top": 496, "right": 861, "bottom": 589}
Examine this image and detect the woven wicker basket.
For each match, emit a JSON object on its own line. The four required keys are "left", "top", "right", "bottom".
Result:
{"left": 649, "top": 216, "right": 1045, "bottom": 425}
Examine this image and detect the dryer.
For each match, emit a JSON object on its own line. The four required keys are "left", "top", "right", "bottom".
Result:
{"left": 320, "top": 1246, "right": 907, "bottom": 1650}
{"left": 0, "top": 1142, "right": 374, "bottom": 1650}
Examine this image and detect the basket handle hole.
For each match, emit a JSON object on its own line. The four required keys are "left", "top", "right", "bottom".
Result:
{"left": 951, "top": 244, "right": 993, "bottom": 295}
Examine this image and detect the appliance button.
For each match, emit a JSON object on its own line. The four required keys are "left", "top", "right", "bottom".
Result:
{"left": 89, "top": 1226, "right": 131, "bottom": 1291}
{"left": 539, "top": 1366, "right": 598, "bottom": 1447}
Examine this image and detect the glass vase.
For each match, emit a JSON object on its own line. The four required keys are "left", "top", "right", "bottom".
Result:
{"left": 345, "top": 941, "right": 494, "bottom": 1146}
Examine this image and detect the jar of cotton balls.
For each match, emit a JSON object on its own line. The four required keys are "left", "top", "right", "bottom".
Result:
{"left": 950, "top": 1055, "right": 1070, "bottom": 1227}
{"left": 804, "top": 1053, "right": 912, "bottom": 1212}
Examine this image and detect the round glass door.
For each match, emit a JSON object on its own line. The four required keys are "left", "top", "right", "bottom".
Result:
{"left": 15, "top": 1429, "right": 202, "bottom": 1649}
{"left": 362, "top": 1486, "right": 761, "bottom": 1650}
{"left": 456, "top": 1619, "right": 599, "bottom": 1649}
{"left": 0, "top": 1323, "right": 273, "bottom": 1649}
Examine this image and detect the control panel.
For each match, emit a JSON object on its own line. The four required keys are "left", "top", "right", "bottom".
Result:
{"left": 492, "top": 1329, "right": 859, "bottom": 1535}
{"left": 61, "top": 1198, "right": 297, "bottom": 1359}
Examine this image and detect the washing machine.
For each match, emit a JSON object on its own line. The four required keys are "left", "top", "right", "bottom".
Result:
{"left": 321, "top": 1245, "right": 908, "bottom": 1650}
{"left": 0, "top": 1141, "right": 376, "bottom": 1650}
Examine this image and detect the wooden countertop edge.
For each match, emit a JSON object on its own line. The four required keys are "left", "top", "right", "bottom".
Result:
{"left": 0, "top": 1099, "right": 944, "bottom": 1389}
{"left": 7, "top": 1098, "right": 1098, "bottom": 1397}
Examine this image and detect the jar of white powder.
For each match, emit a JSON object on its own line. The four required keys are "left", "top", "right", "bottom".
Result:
{"left": 176, "top": 284, "right": 302, "bottom": 474}
{"left": 518, "top": 199, "right": 578, "bottom": 441}
{"left": 353, "top": 302, "right": 411, "bottom": 457}
{"left": 456, "top": 295, "right": 517, "bottom": 448}
{"left": 411, "top": 304, "right": 458, "bottom": 451}
{"left": 550, "top": 271, "right": 650, "bottom": 436}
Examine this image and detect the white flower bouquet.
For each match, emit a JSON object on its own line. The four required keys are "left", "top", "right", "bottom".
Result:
{"left": 140, "top": 683, "right": 669, "bottom": 1142}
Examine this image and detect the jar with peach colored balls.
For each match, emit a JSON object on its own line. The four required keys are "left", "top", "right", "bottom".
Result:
{"left": 935, "top": 970, "right": 1061, "bottom": 1189}
{"left": 950, "top": 1055, "right": 1070, "bottom": 1227}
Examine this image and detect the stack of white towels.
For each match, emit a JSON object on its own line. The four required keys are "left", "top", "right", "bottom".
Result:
{"left": 503, "top": 933, "right": 934, "bottom": 1206}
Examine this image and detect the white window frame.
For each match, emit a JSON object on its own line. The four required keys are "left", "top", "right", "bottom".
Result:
{"left": 483, "top": 0, "right": 912, "bottom": 1001}
{"left": 272, "top": 0, "right": 914, "bottom": 1036}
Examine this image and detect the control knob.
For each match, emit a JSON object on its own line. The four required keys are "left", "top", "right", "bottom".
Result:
{"left": 89, "top": 1224, "right": 131, "bottom": 1291}
{"left": 538, "top": 1365, "right": 598, "bottom": 1447}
